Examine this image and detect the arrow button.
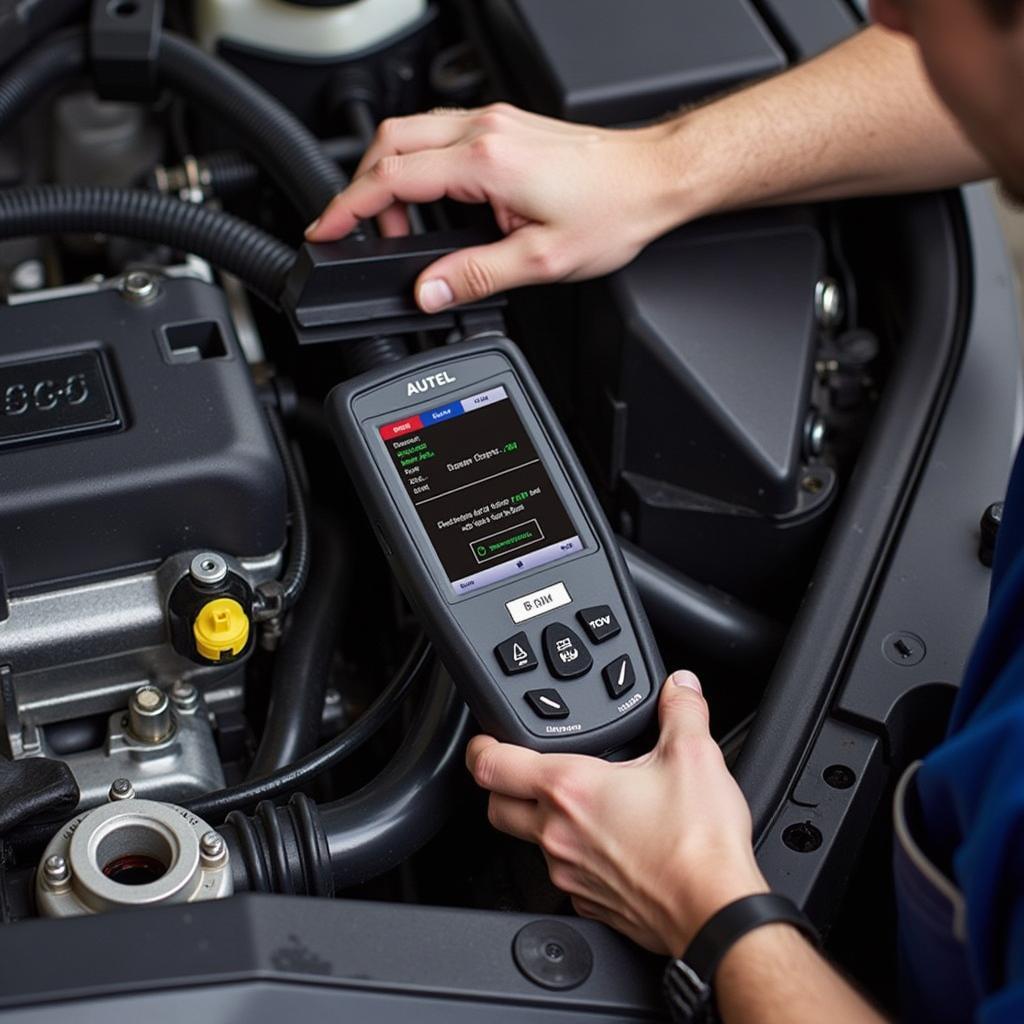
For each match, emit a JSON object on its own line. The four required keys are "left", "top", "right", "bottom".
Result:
{"left": 525, "top": 689, "right": 571, "bottom": 719}
{"left": 602, "top": 655, "right": 636, "bottom": 698}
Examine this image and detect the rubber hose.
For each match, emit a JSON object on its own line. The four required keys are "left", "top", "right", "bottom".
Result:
{"left": 247, "top": 514, "right": 348, "bottom": 778}
{"left": 0, "top": 185, "right": 295, "bottom": 302}
{"left": 157, "top": 31, "right": 344, "bottom": 222}
{"left": 216, "top": 669, "right": 470, "bottom": 894}
{"left": 176, "top": 137, "right": 366, "bottom": 201}
{"left": 0, "top": 27, "right": 85, "bottom": 129}
{"left": 0, "top": 0, "right": 86, "bottom": 70}
{"left": 321, "top": 665, "right": 473, "bottom": 889}
{"left": 264, "top": 406, "right": 311, "bottom": 612}
{"left": 620, "top": 541, "right": 785, "bottom": 672}
{"left": 185, "top": 633, "right": 433, "bottom": 822}
{"left": 0, "top": 28, "right": 343, "bottom": 222}
{"left": 5, "top": 632, "right": 433, "bottom": 853}
{"left": 202, "top": 149, "right": 262, "bottom": 197}
{"left": 343, "top": 335, "right": 411, "bottom": 375}
{"left": 0, "top": 29, "right": 405, "bottom": 366}
{"left": 222, "top": 792, "right": 333, "bottom": 897}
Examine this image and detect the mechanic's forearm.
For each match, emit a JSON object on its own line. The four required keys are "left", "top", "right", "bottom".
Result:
{"left": 714, "top": 923, "right": 887, "bottom": 1024}
{"left": 659, "top": 25, "right": 990, "bottom": 225}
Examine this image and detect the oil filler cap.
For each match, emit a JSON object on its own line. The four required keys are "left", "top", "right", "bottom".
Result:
{"left": 513, "top": 920, "right": 593, "bottom": 990}
{"left": 193, "top": 597, "right": 250, "bottom": 661}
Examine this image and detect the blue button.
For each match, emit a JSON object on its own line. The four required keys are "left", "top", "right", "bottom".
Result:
{"left": 423, "top": 402, "right": 464, "bottom": 426}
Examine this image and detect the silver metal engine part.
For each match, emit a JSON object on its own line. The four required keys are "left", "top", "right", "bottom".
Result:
{"left": 0, "top": 548, "right": 276, "bottom": 724}
{"left": 25, "top": 682, "right": 228, "bottom": 809}
{"left": 0, "top": 549, "right": 280, "bottom": 729}
{"left": 35, "top": 797, "right": 232, "bottom": 918}
{"left": 0, "top": 549, "right": 279, "bottom": 809}
{"left": 0, "top": 272, "right": 283, "bottom": 811}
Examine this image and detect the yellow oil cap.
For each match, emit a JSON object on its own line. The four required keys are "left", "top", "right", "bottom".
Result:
{"left": 193, "top": 598, "right": 250, "bottom": 662}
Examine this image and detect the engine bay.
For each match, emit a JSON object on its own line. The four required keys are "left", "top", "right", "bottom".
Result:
{"left": 0, "top": 1, "right": 1020, "bottom": 1019}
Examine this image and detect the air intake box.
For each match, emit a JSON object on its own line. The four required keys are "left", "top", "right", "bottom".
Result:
{"left": 481, "top": 0, "right": 785, "bottom": 124}
{"left": 0, "top": 276, "right": 286, "bottom": 593}
{"left": 571, "top": 210, "right": 837, "bottom": 607}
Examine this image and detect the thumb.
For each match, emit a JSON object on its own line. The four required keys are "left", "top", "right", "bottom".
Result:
{"left": 415, "top": 228, "right": 550, "bottom": 312}
{"left": 656, "top": 670, "right": 711, "bottom": 749}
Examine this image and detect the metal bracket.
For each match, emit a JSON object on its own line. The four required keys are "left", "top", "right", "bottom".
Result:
{"left": 281, "top": 228, "right": 506, "bottom": 345}
{"left": 90, "top": 0, "right": 164, "bottom": 102}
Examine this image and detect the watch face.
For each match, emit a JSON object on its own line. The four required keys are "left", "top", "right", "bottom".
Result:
{"left": 663, "top": 958, "right": 713, "bottom": 1023}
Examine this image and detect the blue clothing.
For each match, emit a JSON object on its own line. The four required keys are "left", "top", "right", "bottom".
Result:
{"left": 912, "top": 440, "right": 1024, "bottom": 1021}
{"left": 894, "top": 762, "right": 973, "bottom": 1024}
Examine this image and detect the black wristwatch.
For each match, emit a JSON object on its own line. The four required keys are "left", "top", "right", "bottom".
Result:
{"left": 662, "top": 893, "right": 820, "bottom": 1023}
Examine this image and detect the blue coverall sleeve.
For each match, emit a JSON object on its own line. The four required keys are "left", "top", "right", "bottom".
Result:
{"left": 917, "top": 644, "right": 1024, "bottom": 1021}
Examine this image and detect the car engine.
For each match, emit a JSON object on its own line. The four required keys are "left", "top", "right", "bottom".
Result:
{"left": 0, "top": 0, "right": 1019, "bottom": 1019}
{"left": 1, "top": 272, "right": 287, "bottom": 803}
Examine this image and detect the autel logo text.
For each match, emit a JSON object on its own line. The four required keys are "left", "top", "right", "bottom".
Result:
{"left": 407, "top": 371, "right": 456, "bottom": 397}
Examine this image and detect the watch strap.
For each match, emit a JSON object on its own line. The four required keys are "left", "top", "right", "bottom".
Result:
{"left": 684, "top": 892, "right": 819, "bottom": 983}
{"left": 662, "top": 893, "right": 820, "bottom": 1022}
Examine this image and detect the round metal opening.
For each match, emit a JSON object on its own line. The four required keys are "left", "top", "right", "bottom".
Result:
{"left": 96, "top": 823, "right": 174, "bottom": 887}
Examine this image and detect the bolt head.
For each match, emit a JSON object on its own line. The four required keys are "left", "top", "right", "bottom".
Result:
{"left": 801, "top": 474, "right": 825, "bottom": 495}
{"left": 814, "top": 278, "right": 844, "bottom": 330}
{"left": 199, "top": 831, "right": 226, "bottom": 865}
{"left": 121, "top": 271, "right": 157, "bottom": 302}
{"left": 190, "top": 552, "right": 228, "bottom": 586}
{"left": 42, "top": 854, "right": 70, "bottom": 887}
{"left": 10, "top": 259, "right": 45, "bottom": 293}
{"left": 108, "top": 778, "right": 136, "bottom": 801}
{"left": 803, "top": 412, "right": 827, "bottom": 459}
{"left": 170, "top": 681, "right": 200, "bottom": 710}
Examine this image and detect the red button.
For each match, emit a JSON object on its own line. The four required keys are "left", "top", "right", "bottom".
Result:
{"left": 380, "top": 415, "right": 423, "bottom": 440}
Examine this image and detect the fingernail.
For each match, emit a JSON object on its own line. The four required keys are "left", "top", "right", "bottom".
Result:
{"left": 418, "top": 278, "right": 454, "bottom": 313}
{"left": 304, "top": 218, "right": 320, "bottom": 237}
{"left": 671, "top": 670, "right": 702, "bottom": 694}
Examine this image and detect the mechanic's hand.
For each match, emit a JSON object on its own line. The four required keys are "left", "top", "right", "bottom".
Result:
{"left": 466, "top": 671, "right": 769, "bottom": 956}
{"left": 306, "top": 104, "right": 684, "bottom": 313}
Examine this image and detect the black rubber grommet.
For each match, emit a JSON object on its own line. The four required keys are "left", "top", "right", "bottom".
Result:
{"left": 512, "top": 920, "right": 594, "bottom": 991}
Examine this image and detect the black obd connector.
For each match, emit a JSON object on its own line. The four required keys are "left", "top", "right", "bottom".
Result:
{"left": 282, "top": 229, "right": 503, "bottom": 344}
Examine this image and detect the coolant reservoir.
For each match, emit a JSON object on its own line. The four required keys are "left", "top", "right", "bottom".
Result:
{"left": 194, "top": 0, "right": 428, "bottom": 59}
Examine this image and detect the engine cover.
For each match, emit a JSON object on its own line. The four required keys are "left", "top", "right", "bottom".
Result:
{"left": 0, "top": 275, "right": 287, "bottom": 594}
{"left": 481, "top": 0, "right": 785, "bottom": 124}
